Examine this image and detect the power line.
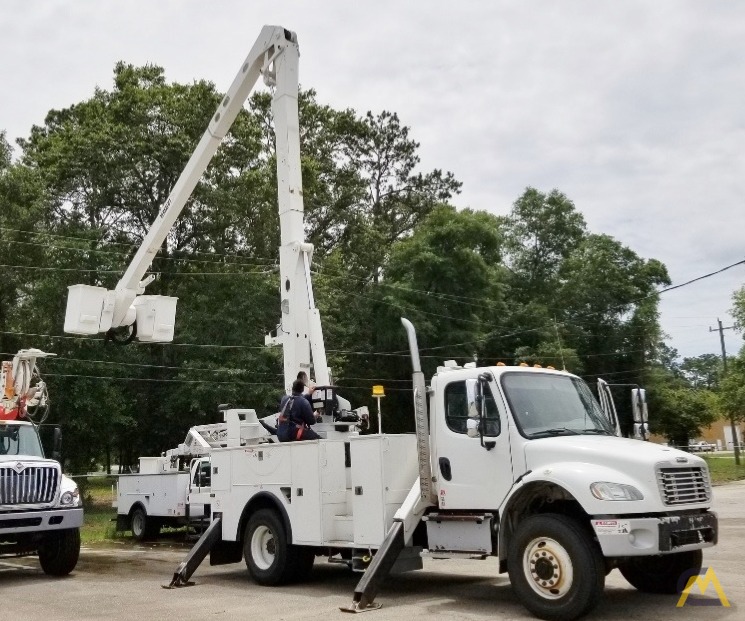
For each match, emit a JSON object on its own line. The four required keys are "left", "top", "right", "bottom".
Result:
{"left": 0, "top": 237, "right": 279, "bottom": 268}
{"left": 42, "top": 371, "right": 413, "bottom": 391}
{"left": 0, "top": 225, "right": 278, "bottom": 264}
{"left": 0, "top": 263, "right": 276, "bottom": 276}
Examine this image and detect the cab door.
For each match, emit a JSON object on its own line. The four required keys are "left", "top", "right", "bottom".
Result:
{"left": 188, "top": 457, "right": 211, "bottom": 520}
{"left": 432, "top": 376, "right": 514, "bottom": 510}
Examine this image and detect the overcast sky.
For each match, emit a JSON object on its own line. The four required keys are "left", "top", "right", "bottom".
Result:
{"left": 2, "top": 1, "right": 744, "bottom": 360}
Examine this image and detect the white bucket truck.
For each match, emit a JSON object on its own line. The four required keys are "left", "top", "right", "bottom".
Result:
{"left": 115, "top": 408, "right": 265, "bottom": 540}
{"left": 62, "top": 25, "right": 717, "bottom": 621}
{"left": 0, "top": 349, "right": 83, "bottom": 575}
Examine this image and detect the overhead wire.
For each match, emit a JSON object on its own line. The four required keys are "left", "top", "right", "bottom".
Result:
{"left": 0, "top": 225, "right": 279, "bottom": 264}
{"left": 0, "top": 237, "right": 279, "bottom": 268}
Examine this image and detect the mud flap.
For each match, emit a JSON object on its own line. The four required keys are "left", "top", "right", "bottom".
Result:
{"left": 163, "top": 517, "right": 222, "bottom": 588}
{"left": 340, "top": 521, "right": 405, "bottom": 612}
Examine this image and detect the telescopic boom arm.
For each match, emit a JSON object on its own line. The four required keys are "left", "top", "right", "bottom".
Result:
{"left": 64, "top": 25, "right": 329, "bottom": 387}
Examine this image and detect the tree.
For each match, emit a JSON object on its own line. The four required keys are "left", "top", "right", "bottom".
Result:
{"left": 718, "top": 354, "right": 745, "bottom": 458}
{"left": 323, "top": 205, "right": 507, "bottom": 432}
{"left": 680, "top": 354, "right": 722, "bottom": 389}
{"left": 0, "top": 131, "right": 50, "bottom": 354}
{"left": 502, "top": 188, "right": 587, "bottom": 302}
{"left": 731, "top": 286, "right": 745, "bottom": 347}
{"left": 646, "top": 370, "right": 719, "bottom": 447}
{"left": 557, "top": 234, "right": 670, "bottom": 381}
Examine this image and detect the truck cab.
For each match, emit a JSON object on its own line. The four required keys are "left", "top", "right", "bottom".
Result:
{"left": 425, "top": 362, "right": 716, "bottom": 620}
{"left": 0, "top": 418, "right": 83, "bottom": 575}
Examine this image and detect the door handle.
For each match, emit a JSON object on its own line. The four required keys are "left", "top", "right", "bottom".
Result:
{"left": 439, "top": 457, "right": 452, "bottom": 481}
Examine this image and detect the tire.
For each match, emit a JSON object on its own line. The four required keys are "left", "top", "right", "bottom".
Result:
{"left": 619, "top": 549, "right": 703, "bottom": 594}
{"left": 243, "top": 508, "right": 313, "bottom": 585}
{"left": 508, "top": 514, "right": 605, "bottom": 621}
{"left": 131, "top": 506, "right": 159, "bottom": 541}
{"left": 39, "top": 528, "right": 81, "bottom": 576}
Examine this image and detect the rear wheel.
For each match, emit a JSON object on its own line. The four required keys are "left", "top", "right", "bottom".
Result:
{"left": 508, "top": 514, "right": 605, "bottom": 621}
{"left": 243, "top": 508, "right": 313, "bottom": 585}
{"left": 39, "top": 528, "right": 80, "bottom": 576}
{"left": 619, "top": 549, "right": 702, "bottom": 594}
{"left": 131, "top": 506, "right": 159, "bottom": 541}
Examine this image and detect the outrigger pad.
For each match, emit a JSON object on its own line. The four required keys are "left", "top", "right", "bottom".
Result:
{"left": 163, "top": 576, "right": 195, "bottom": 589}
{"left": 339, "top": 602, "right": 383, "bottom": 613}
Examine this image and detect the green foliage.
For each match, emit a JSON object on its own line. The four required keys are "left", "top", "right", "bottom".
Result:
{"left": 718, "top": 355, "right": 745, "bottom": 424}
{"left": 731, "top": 286, "right": 745, "bottom": 333}
{"left": 680, "top": 354, "right": 722, "bottom": 389}
{"left": 645, "top": 365, "right": 719, "bottom": 446}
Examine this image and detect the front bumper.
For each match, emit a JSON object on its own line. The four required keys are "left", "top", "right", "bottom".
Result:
{"left": 0, "top": 506, "right": 84, "bottom": 534}
{"left": 592, "top": 511, "right": 717, "bottom": 557}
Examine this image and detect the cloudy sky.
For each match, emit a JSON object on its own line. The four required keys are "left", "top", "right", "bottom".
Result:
{"left": 2, "top": 1, "right": 744, "bottom": 360}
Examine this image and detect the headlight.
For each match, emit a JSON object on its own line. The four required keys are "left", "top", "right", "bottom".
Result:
{"left": 590, "top": 482, "right": 643, "bottom": 501}
{"left": 60, "top": 488, "right": 80, "bottom": 506}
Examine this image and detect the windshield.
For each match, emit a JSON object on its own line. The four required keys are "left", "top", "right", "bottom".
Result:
{"left": 501, "top": 372, "right": 615, "bottom": 438}
{"left": 0, "top": 424, "right": 45, "bottom": 457}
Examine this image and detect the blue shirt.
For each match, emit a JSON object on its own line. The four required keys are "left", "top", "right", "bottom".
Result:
{"left": 277, "top": 391, "right": 316, "bottom": 441}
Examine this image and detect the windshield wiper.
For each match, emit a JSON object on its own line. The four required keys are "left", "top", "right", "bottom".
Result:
{"left": 530, "top": 427, "right": 581, "bottom": 438}
{"left": 581, "top": 428, "right": 613, "bottom": 435}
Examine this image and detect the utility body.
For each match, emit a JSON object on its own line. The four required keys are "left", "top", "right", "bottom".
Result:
{"left": 63, "top": 26, "right": 718, "bottom": 621}
{"left": 0, "top": 349, "right": 83, "bottom": 575}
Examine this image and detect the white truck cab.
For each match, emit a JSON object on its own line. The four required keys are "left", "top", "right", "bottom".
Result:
{"left": 0, "top": 419, "right": 83, "bottom": 575}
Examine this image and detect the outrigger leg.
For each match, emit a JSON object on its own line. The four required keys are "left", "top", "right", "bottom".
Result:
{"left": 340, "top": 521, "right": 405, "bottom": 612}
{"left": 164, "top": 517, "right": 222, "bottom": 588}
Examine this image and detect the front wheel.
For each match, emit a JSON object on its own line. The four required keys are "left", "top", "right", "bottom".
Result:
{"left": 619, "top": 549, "right": 703, "bottom": 594}
{"left": 39, "top": 528, "right": 80, "bottom": 576}
{"left": 243, "top": 508, "right": 313, "bottom": 585}
{"left": 508, "top": 514, "right": 605, "bottom": 621}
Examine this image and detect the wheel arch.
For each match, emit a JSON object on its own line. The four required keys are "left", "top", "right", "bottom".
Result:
{"left": 128, "top": 501, "right": 148, "bottom": 524}
{"left": 499, "top": 480, "right": 591, "bottom": 563}
{"left": 237, "top": 492, "right": 293, "bottom": 544}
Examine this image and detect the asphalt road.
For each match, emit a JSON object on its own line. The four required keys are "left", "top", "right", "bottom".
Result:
{"left": 2, "top": 481, "right": 742, "bottom": 621}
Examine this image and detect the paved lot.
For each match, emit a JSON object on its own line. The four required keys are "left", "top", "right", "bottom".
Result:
{"left": 2, "top": 481, "right": 742, "bottom": 621}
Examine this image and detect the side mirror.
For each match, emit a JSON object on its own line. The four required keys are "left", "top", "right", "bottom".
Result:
{"left": 631, "top": 388, "right": 648, "bottom": 423}
{"left": 52, "top": 427, "right": 62, "bottom": 462}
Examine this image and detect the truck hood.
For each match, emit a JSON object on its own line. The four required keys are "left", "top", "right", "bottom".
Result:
{"left": 524, "top": 435, "right": 703, "bottom": 471}
{"left": 521, "top": 435, "right": 711, "bottom": 513}
{"left": 0, "top": 455, "right": 57, "bottom": 465}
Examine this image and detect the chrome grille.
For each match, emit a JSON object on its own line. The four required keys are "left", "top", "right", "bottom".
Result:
{"left": 657, "top": 466, "right": 710, "bottom": 506}
{"left": 0, "top": 465, "right": 60, "bottom": 505}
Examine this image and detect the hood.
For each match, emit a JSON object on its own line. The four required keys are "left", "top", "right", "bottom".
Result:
{"left": 524, "top": 435, "right": 704, "bottom": 472}
{"left": 0, "top": 454, "right": 57, "bottom": 465}
{"left": 521, "top": 435, "right": 711, "bottom": 513}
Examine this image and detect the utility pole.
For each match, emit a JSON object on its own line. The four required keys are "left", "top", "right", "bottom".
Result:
{"left": 710, "top": 318, "right": 740, "bottom": 465}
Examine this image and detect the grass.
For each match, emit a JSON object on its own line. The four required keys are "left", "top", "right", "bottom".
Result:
{"left": 75, "top": 475, "right": 120, "bottom": 544}
{"left": 701, "top": 454, "right": 745, "bottom": 485}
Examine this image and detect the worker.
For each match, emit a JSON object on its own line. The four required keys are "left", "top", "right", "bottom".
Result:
{"left": 277, "top": 379, "right": 321, "bottom": 442}
{"left": 296, "top": 371, "right": 316, "bottom": 404}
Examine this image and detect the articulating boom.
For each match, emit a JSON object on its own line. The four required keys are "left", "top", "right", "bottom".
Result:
{"left": 63, "top": 25, "right": 329, "bottom": 387}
